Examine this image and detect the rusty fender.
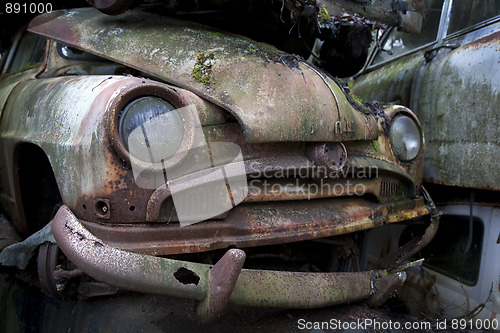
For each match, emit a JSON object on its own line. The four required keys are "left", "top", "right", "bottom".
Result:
{"left": 52, "top": 205, "right": 409, "bottom": 322}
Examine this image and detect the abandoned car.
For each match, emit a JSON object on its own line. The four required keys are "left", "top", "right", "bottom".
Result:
{"left": 0, "top": 7, "right": 436, "bottom": 321}
{"left": 351, "top": 0, "right": 500, "bottom": 322}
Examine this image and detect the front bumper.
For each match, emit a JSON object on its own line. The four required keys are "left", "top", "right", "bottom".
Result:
{"left": 80, "top": 196, "right": 430, "bottom": 256}
{"left": 52, "top": 204, "right": 438, "bottom": 322}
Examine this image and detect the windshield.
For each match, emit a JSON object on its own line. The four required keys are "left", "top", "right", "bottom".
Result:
{"left": 372, "top": 0, "right": 444, "bottom": 65}
{"left": 57, "top": 44, "right": 109, "bottom": 62}
{"left": 448, "top": 0, "right": 500, "bottom": 34}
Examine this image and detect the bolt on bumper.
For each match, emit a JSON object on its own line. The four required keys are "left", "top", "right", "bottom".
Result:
{"left": 52, "top": 205, "right": 418, "bottom": 323}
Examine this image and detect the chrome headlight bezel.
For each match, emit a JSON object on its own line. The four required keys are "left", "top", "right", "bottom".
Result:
{"left": 389, "top": 111, "right": 423, "bottom": 163}
{"left": 107, "top": 81, "right": 196, "bottom": 171}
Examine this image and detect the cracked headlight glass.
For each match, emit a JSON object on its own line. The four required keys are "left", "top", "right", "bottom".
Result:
{"left": 119, "top": 96, "right": 184, "bottom": 163}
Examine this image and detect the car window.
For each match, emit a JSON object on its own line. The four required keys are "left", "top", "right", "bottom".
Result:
{"left": 401, "top": 215, "right": 484, "bottom": 286}
{"left": 447, "top": 0, "right": 500, "bottom": 35}
{"left": 57, "top": 44, "right": 110, "bottom": 62}
{"left": 6, "top": 33, "right": 46, "bottom": 74}
{"left": 371, "top": 0, "right": 444, "bottom": 65}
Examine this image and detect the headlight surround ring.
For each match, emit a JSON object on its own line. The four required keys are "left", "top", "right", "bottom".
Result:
{"left": 107, "top": 81, "right": 196, "bottom": 172}
{"left": 389, "top": 111, "right": 423, "bottom": 162}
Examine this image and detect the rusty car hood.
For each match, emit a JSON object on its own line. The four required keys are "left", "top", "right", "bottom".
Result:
{"left": 28, "top": 8, "right": 378, "bottom": 143}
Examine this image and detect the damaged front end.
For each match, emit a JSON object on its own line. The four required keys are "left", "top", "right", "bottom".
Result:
{"left": 51, "top": 205, "right": 439, "bottom": 323}
{"left": 0, "top": 8, "right": 437, "bottom": 320}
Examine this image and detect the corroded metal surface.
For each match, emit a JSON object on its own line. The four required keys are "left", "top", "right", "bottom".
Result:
{"left": 0, "top": 75, "right": 154, "bottom": 230}
{"left": 318, "top": 0, "right": 425, "bottom": 33}
{"left": 0, "top": 68, "right": 425, "bottom": 234}
{"left": 145, "top": 154, "right": 419, "bottom": 223}
{"left": 376, "top": 214, "right": 440, "bottom": 271}
{"left": 410, "top": 31, "right": 500, "bottom": 191}
{"left": 52, "top": 205, "right": 413, "bottom": 320}
{"left": 0, "top": 9, "right": 428, "bottom": 240}
{"left": 353, "top": 25, "right": 500, "bottom": 191}
{"left": 53, "top": 205, "right": 210, "bottom": 300}
{"left": 82, "top": 196, "right": 430, "bottom": 255}
{"left": 195, "top": 248, "right": 246, "bottom": 323}
{"left": 0, "top": 11, "right": 433, "bottom": 317}
{"left": 365, "top": 272, "right": 407, "bottom": 307}
{"left": 28, "top": 8, "right": 379, "bottom": 143}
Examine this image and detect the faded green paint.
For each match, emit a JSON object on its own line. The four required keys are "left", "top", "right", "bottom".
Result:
{"left": 410, "top": 39, "right": 500, "bottom": 190}
{"left": 28, "top": 8, "right": 380, "bottom": 143}
{"left": 353, "top": 52, "right": 424, "bottom": 106}
{"left": 230, "top": 269, "right": 380, "bottom": 308}
{"left": 353, "top": 29, "right": 500, "bottom": 190}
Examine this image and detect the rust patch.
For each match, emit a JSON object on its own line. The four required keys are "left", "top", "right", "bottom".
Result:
{"left": 82, "top": 197, "right": 429, "bottom": 256}
{"left": 463, "top": 31, "right": 500, "bottom": 49}
{"left": 173, "top": 267, "right": 200, "bottom": 285}
{"left": 52, "top": 206, "right": 416, "bottom": 319}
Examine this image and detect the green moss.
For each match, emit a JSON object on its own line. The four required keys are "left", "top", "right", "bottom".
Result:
{"left": 371, "top": 140, "right": 383, "bottom": 156}
{"left": 12, "top": 62, "right": 42, "bottom": 75}
{"left": 318, "top": 5, "right": 331, "bottom": 23}
{"left": 348, "top": 90, "right": 373, "bottom": 114}
{"left": 192, "top": 51, "right": 216, "bottom": 85}
{"left": 390, "top": 192, "right": 407, "bottom": 203}
{"left": 246, "top": 44, "right": 257, "bottom": 52}
{"left": 209, "top": 31, "right": 225, "bottom": 38}
{"left": 259, "top": 42, "right": 278, "bottom": 50}
{"left": 351, "top": 93, "right": 364, "bottom": 107}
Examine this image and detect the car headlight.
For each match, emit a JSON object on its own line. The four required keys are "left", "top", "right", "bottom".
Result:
{"left": 119, "top": 96, "right": 184, "bottom": 163}
{"left": 107, "top": 81, "right": 196, "bottom": 170}
{"left": 390, "top": 115, "right": 421, "bottom": 161}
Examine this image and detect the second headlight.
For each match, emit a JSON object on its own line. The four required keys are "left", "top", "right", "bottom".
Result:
{"left": 390, "top": 115, "right": 421, "bottom": 162}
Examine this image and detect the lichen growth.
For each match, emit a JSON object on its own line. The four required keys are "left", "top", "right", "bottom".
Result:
{"left": 371, "top": 139, "right": 383, "bottom": 156}
{"left": 246, "top": 44, "right": 257, "bottom": 53}
{"left": 12, "top": 62, "right": 42, "bottom": 75}
{"left": 350, "top": 93, "right": 365, "bottom": 107}
{"left": 318, "top": 5, "right": 331, "bottom": 24}
{"left": 390, "top": 192, "right": 407, "bottom": 203}
{"left": 209, "top": 31, "right": 225, "bottom": 38}
{"left": 336, "top": 78, "right": 373, "bottom": 114}
{"left": 192, "top": 51, "right": 216, "bottom": 85}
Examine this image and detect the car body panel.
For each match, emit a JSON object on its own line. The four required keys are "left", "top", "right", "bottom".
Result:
{"left": 410, "top": 31, "right": 500, "bottom": 190}
{"left": 0, "top": 7, "right": 434, "bottom": 318}
{"left": 352, "top": 51, "right": 424, "bottom": 107}
{"left": 0, "top": 71, "right": 425, "bottom": 234}
{"left": 352, "top": 0, "right": 500, "bottom": 322}
{"left": 29, "top": 8, "right": 379, "bottom": 144}
{"left": 353, "top": 4, "right": 500, "bottom": 190}
{"left": 365, "top": 204, "right": 500, "bottom": 321}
